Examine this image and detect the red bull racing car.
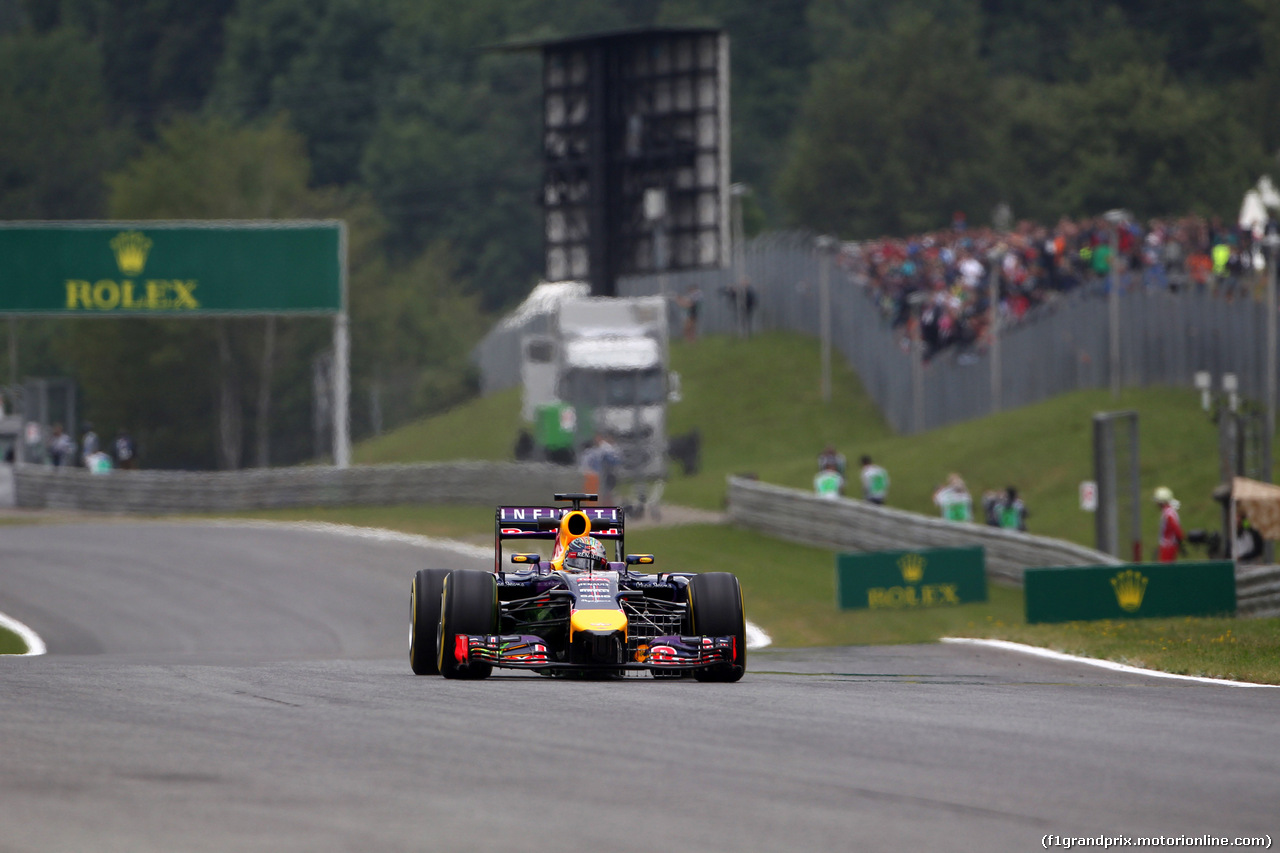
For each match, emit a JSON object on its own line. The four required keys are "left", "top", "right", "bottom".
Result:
{"left": 409, "top": 493, "right": 745, "bottom": 681}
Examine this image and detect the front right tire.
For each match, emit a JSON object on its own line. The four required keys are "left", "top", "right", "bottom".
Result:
{"left": 410, "top": 568, "right": 449, "bottom": 675}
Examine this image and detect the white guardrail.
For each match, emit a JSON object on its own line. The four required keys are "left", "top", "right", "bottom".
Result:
{"left": 725, "top": 476, "right": 1280, "bottom": 618}
{"left": 14, "top": 462, "right": 584, "bottom": 513}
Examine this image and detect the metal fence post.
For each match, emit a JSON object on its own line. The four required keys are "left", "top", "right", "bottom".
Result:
{"left": 816, "top": 236, "right": 835, "bottom": 404}
{"left": 989, "top": 252, "right": 1002, "bottom": 414}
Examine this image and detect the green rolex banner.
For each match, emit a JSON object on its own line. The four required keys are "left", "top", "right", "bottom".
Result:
{"left": 836, "top": 546, "right": 988, "bottom": 610}
{"left": 1024, "top": 562, "right": 1236, "bottom": 624}
{"left": 0, "top": 222, "right": 343, "bottom": 315}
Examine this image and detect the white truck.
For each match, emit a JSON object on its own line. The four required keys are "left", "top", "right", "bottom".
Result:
{"left": 517, "top": 294, "right": 677, "bottom": 514}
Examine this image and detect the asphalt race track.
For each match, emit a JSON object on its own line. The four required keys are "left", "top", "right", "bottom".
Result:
{"left": 1, "top": 521, "right": 1277, "bottom": 852}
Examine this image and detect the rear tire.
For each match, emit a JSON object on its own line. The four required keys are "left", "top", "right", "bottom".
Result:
{"left": 437, "top": 570, "right": 498, "bottom": 680}
{"left": 410, "top": 569, "right": 449, "bottom": 675}
{"left": 687, "top": 572, "right": 746, "bottom": 683}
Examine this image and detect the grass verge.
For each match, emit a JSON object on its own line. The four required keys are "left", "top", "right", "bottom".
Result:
{"left": 969, "top": 617, "right": 1280, "bottom": 684}
{"left": 0, "top": 626, "right": 27, "bottom": 655}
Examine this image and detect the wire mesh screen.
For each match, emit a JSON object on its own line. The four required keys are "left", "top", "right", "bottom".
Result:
{"left": 474, "top": 232, "right": 1278, "bottom": 437}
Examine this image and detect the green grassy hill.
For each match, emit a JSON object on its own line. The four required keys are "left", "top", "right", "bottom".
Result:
{"left": 355, "top": 330, "right": 1243, "bottom": 556}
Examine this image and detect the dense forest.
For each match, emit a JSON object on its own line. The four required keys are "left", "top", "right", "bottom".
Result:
{"left": 0, "top": 0, "right": 1277, "bottom": 468}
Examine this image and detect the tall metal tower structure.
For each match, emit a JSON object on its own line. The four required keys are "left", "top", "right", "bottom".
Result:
{"left": 505, "top": 27, "right": 730, "bottom": 296}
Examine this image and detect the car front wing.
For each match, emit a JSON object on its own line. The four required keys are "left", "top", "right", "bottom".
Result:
{"left": 452, "top": 633, "right": 737, "bottom": 672}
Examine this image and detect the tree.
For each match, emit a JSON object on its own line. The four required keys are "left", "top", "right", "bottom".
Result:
{"left": 1243, "top": 0, "right": 1280, "bottom": 159}
{"left": 85, "top": 112, "right": 485, "bottom": 469}
{"left": 211, "top": 0, "right": 393, "bottom": 187}
{"left": 85, "top": 115, "right": 328, "bottom": 469}
{"left": 0, "top": 26, "right": 128, "bottom": 219}
{"left": 1002, "top": 62, "right": 1267, "bottom": 220}
{"left": 776, "top": 12, "right": 999, "bottom": 236}
{"left": 21, "top": 0, "right": 237, "bottom": 136}
{"left": 359, "top": 68, "right": 542, "bottom": 310}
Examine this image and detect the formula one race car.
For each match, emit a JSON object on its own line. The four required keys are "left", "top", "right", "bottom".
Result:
{"left": 409, "top": 493, "right": 745, "bottom": 681}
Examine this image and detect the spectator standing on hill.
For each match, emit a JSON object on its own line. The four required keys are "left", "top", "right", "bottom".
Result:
{"left": 814, "top": 458, "right": 844, "bottom": 500}
{"left": 741, "top": 281, "right": 757, "bottom": 337}
{"left": 580, "top": 433, "right": 620, "bottom": 504}
{"left": 981, "top": 489, "right": 1002, "bottom": 526}
{"left": 1234, "top": 510, "right": 1264, "bottom": 562}
{"left": 933, "top": 473, "right": 973, "bottom": 522}
{"left": 817, "top": 445, "right": 846, "bottom": 477}
{"left": 114, "top": 429, "right": 137, "bottom": 470}
{"left": 86, "top": 448, "right": 113, "bottom": 474}
{"left": 675, "top": 285, "right": 701, "bottom": 343}
{"left": 994, "top": 487, "right": 1028, "bottom": 531}
{"left": 48, "top": 423, "right": 75, "bottom": 468}
{"left": 80, "top": 423, "right": 99, "bottom": 467}
{"left": 860, "top": 455, "right": 889, "bottom": 505}
{"left": 1153, "top": 486, "right": 1184, "bottom": 562}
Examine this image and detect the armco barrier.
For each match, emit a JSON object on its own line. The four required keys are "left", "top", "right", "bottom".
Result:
{"left": 14, "top": 462, "right": 583, "bottom": 514}
{"left": 726, "top": 476, "right": 1122, "bottom": 586}
{"left": 1236, "top": 565, "right": 1280, "bottom": 618}
{"left": 727, "top": 477, "right": 1280, "bottom": 618}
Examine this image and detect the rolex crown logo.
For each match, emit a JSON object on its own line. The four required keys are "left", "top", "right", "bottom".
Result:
{"left": 898, "top": 552, "right": 925, "bottom": 584}
{"left": 110, "top": 231, "right": 153, "bottom": 277}
{"left": 1110, "top": 569, "right": 1149, "bottom": 612}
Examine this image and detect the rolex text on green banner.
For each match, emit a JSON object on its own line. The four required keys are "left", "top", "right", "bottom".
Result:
{"left": 836, "top": 547, "right": 988, "bottom": 610}
{"left": 0, "top": 222, "right": 342, "bottom": 315}
{"left": 1023, "top": 561, "right": 1236, "bottom": 624}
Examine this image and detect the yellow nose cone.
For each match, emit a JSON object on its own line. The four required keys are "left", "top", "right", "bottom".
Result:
{"left": 569, "top": 608, "right": 627, "bottom": 640}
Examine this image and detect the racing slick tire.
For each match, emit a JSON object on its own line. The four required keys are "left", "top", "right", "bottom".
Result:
{"left": 437, "top": 570, "right": 498, "bottom": 680}
{"left": 410, "top": 568, "right": 449, "bottom": 675}
{"left": 687, "top": 572, "right": 746, "bottom": 683}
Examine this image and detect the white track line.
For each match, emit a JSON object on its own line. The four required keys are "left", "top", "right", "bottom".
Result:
{"left": 0, "top": 610, "right": 46, "bottom": 656}
{"left": 208, "top": 519, "right": 774, "bottom": 649}
{"left": 941, "top": 637, "right": 1278, "bottom": 688}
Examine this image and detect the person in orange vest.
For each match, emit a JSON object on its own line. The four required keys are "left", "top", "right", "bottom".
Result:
{"left": 1153, "top": 486, "right": 1184, "bottom": 562}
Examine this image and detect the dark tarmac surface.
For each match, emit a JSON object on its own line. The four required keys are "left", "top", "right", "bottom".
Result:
{"left": 1, "top": 521, "right": 1276, "bottom": 852}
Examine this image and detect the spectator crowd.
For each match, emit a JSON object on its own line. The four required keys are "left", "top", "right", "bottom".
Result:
{"left": 843, "top": 212, "right": 1280, "bottom": 363}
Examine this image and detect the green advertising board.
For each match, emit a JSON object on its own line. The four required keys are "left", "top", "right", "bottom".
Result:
{"left": 0, "top": 222, "right": 343, "bottom": 315}
{"left": 836, "top": 546, "right": 988, "bottom": 610}
{"left": 1024, "top": 561, "right": 1235, "bottom": 624}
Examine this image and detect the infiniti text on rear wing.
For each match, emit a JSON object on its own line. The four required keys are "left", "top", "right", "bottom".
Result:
{"left": 495, "top": 506, "right": 624, "bottom": 540}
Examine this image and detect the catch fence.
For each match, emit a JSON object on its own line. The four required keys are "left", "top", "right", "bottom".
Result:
{"left": 477, "top": 231, "right": 1275, "bottom": 434}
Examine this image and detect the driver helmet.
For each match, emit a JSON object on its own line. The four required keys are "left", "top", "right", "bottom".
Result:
{"left": 562, "top": 536, "right": 607, "bottom": 573}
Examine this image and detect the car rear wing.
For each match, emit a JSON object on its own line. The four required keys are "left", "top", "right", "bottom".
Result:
{"left": 495, "top": 506, "right": 624, "bottom": 540}
{"left": 494, "top": 505, "right": 626, "bottom": 571}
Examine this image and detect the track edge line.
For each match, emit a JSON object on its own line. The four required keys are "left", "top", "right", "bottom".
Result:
{"left": 940, "top": 637, "right": 1278, "bottom": 688}
{"left": 0, "top": 610, "right": 47, "bottom": 656}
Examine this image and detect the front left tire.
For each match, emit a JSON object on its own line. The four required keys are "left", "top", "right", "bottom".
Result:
{"left": 437, "top": 570, "right": 498, "bottom": 680}
{"left": 687, "top": 571, "right": 746, "bottom": 683}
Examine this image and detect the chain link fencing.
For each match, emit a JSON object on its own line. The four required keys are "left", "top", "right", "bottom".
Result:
{"left": 469, "top": 231, "right": 1274, "bottom": 435}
